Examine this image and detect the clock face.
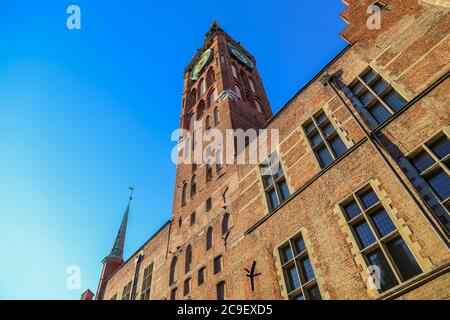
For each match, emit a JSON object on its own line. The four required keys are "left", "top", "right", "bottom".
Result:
{"left": 228, "top": 42, "right": 254, "bottom": 70}
{"left": 190, "top": 49, "right": 213, "bottom": 81}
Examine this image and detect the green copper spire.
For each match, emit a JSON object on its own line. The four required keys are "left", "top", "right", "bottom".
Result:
{"left": 106, "top": 187, "right": 134, "bottom": 260}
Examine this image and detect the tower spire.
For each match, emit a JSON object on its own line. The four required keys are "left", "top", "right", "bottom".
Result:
{"left": 106, "top": 187, "right": 134, "bottom": 260}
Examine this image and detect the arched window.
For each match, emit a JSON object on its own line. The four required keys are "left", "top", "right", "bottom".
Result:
{"left": 169, "top": 257, "right": 178, "bottom": 286}
{"left": 214, "top": 107, "right": 220, "bottom": 125}
{"left": 235, "top": 84, "right": 242, "bottom": 99}
{"left": 197, "top": 100, "right": 205, "bottom": 120}
{"left": 190, "top": 175, "right": 197, "bottom": 198}
{"left": 206, "top": 227, "right": 213, "bottom": 250}
{"left": 249, "top": 78, "right": 256, "bottom": 93}
{"left": 231, "top": 64, "right": 238, "bottom": 79}
{"left": 255, "top": 99, "right": 262, "bottom": 113}
{"left": 206, "top": 163, "right": 212, "bottom": 182}
{"left": 216, "top": 150, "right": 223, "bottom": 172}
{"left": 208, "top": 88, "right": 217, "bottom": 108}
{"left": 189, "top": 115, "right": 196, "bottom": 131}
{"left": 199, "top": 78, "right": 206, "bottom": 97}
{"left": 205, "top": 116, "right": 211, "bottom": 130}
{"left": 185, "top": 245, "right": 192, "bottom": 273}
{"left": 222, "top": 213, "right": 230, "bottom": 236}
{"left": 188, "top": 89, "right": 197, "bottom": 111}
{"left": 240, "top": 70, "right": 249, "bottom": 89}
{"left": 206, "top": 68, "right": 215, "bottom": 88}
{"left": 181, "top": 182, "right": 187, "bottom": 207}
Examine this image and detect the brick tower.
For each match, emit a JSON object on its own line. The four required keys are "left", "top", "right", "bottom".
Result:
{"left": 173, "top": 19, "right": 273, "bottom": 226}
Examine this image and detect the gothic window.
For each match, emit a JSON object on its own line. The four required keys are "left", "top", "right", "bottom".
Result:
{"left": 199, "top": 78, "right": 206, "bottom": 97}
{"left": 240, "top": 70, "right": 249, "bottom": 89}
{"left": 170, "top": 288, "right": 177, "bottom": 300}
{"left": 214, "top": 107, "right": 220, "bottom": 125}
{"left": 198, "top": 267, "right": 206, "bottom": 286}
{"left": 181, "top": 182, "right": 187, "bottom": 207}
{"left": 260, "top": 152, "right": 290, "bottom": 211}
{"left": 208, "top": 88, "right": 217, "bottom": 108}
{"left": 235, "top": 84, "right": 242, "bottom": 99}
{"left": 205, "top": 116, "right": 211, "bottom": 130}
{"left": 349, "top": 68, "right": 408, "bottom": 127}
{"left": 189, "top": 114, "right": 195, "bottom": 131}
{"left": 206, "top": 68, "right": 215, "bottom": 88}
{"left": 206, "top": 227, "right": 213, "bottom": 250}
{"left": 303, "top": 110, "right": 347, "bottom": 168}
{"left": 339, "top": 185, "right": 422, "bottom": 293}
{"left": 407, "top": 132, "right": 450, "bottom": 229}
{"left": 215, "top": 149, "right": 223, "bottom": 171}
{"left": 216, "top": 281, "right": 226, "bottom": 300}
{"left": 278, "top": 233, "right": 322, "bottom": 300}
{"left": 206, "top": 197, "right": 212, "bottom": 211}
{"left": 185, "top": 245, "right": 192, "bottom": 273}
{"left": 184, "top": 278, "right": 191, "bottom": 296}
{"left": 206, "top": 163, "right": 213, "bottom": 182}
{"left": 222, "top": 212, "right": 230, "bottom": 235}
{"left": 214, "top": 255, "right": 223, "bottom": 274}
{"left": 169, "top": 257, "right": 178, "bottom": 286}
{"left": 121, "top": 281, "right": 132, "bottom": 300}
{"left": 190, "top": 175, "right": 197, "bottom": 198}
{"left": 190, "top": 212, "right": 196, "bottom": 226}
{"left": 188, "top": 89, "right": 197, "bottom": 111}
{"left": 197, "top": 100, "right": 205, "bottom": 120}
{"left": 140, "top": 263, "right": 154, "bottom": 300}
{"left": 255, "top": 98, "right": 262, "bottom": 113}
{"left": 249, "top": 78, "right": 256, "bottom": 93}
{"left": 231, "top": 64, "right": 238, "bottom": 79}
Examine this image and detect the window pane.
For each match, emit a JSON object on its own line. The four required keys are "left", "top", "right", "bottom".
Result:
{"left": 366, "top": 249, "right": 398, "bottom": 292}
{"left": 263, "top": 175, "right": 273, "bottom": 187}
{"left": 281, "top": 245, "right": 293, "bottom": 263}
{"left": 300, "top": 257, "right": 315, "bottom": 282}
{"left": 310, "top": 132, "right": 322, "bottom": 146}
{"left": 317, "top": 146, "right": 333, "bottom": 168}
{"left": 322, "top": 122, "right": 335, "bottom": 137}
{"left": 359, "top": 90, "right": 374, "bottom": 105}
{"left": 217, "top": 282, "right": 225, "bottom": 300}
{"left": 371, "top": 78, "right": 389, "bottom": 94}
{"left": 267, "top": 188, "right": 280, "bottom": 209}
{"left": 411, "top": 151, "right": 435, "bottom": 173}
{"left": 354, "top": 221, "right": 376, "bottom": 248}
{"left": 351, "top": 81, "right": 364, "bottom": 95}
{"left": 362, "top": 69, "right": 377, "bottom": 83}
{"left": 359, "top": 189, "right": 380, "bottom": 209}
{"left": 427, "top": 170, "right": 450, "bottom": 200}
{"left": 198, "top": 269, "right": 205, "bottom": 286}
{"left": 386, "top": 237, "right": 422, "bottom": 281}
{"left": 304, "top": 122, "right": 316, "bottom": 134}
{"left": 293, "top": 237, "right": 306, "bottom": 254}
{"left": 383, "top": 90, "right": 407, "bottom": 112}
{"left": 291, "top": 293, "right": 305, "bottom": 300}
{"left": 329, "top": 136, "right": 347, "bottom": 157}
{"left": 306, "top": 285, "right": 322, "bottom": 300}
{"left": 371, "top": 209, "right": 396, "bottom": 237}
{"left": 315, "top": 112, "right": 327, "bottom": 124}
{"left": 343, "top": 201, "right": 361, "bottom": 220}
{"left": 369, "top": 102, "right": 391, "bottom": 124}
{"left": 278, "top": 180, "right": 290, "bottom": 201}
{"left": 429, "top": 136, "right": 450, "bottom": 160}
{"left": 285, "top": 265, "right": 301, "bottom": 292}
{"left": 184, "top": 279, "right": 190, "bottom": 296}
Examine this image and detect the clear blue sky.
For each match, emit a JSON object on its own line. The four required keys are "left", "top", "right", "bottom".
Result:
{"left": 0, "top": 0, "right": 347, "bottom": 299}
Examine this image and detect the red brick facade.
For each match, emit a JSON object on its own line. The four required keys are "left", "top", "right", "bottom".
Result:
{"left": 95, "top": 0, "right": 450, "bottom": 300}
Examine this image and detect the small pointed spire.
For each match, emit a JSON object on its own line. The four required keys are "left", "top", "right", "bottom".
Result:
{"left": 204, "top": 19, "right": 221, "bottom": 43}
{"left": 106, "top": 187, "right": 134, "bottom": 260}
